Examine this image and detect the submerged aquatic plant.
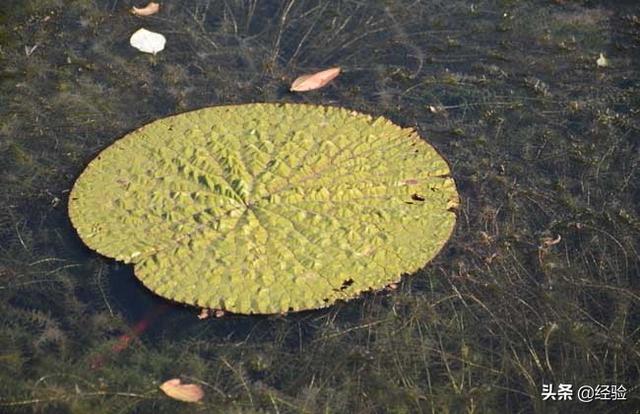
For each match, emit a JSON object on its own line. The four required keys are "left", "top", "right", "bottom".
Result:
{"left": 68, "top": 103, "right": 458, "bottom": 314}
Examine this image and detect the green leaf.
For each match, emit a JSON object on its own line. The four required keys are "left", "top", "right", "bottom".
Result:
{"left": 69, "top": 104, "right": 458, "bottom": 314}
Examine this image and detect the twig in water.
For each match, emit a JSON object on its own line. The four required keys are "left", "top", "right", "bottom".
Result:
{"left": 271, "top": 0, "right": 296, "bottom": 67}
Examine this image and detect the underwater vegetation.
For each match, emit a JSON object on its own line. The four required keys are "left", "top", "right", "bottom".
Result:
{"left": 0, "top": 0, "right": 639, "bottom": 413}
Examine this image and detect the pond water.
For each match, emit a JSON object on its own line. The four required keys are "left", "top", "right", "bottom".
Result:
{"left": 1, "top": 0, "right": 638, "bottom": 413}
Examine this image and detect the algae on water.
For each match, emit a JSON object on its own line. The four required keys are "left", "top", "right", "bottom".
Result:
{"left": 69, "top": 103, "right": 458, "bottom": 314}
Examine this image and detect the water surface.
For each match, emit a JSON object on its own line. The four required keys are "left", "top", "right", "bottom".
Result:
{"left": 0, "top": 0, "right": 638, "bottom": 412}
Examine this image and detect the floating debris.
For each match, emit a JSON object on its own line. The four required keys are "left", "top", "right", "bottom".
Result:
{"left": 290, "top": 67, "right": 341, "bottom": 92}
{"left": 159, "top": 379, "right": 204, "bottom": 403}
{"left": 197, "top": 308, "right": 210, "bottom": 319}
{"left": 131, "top": 2, "right": 160, "bottom": 16}
{"left": 129, "top": 28, "right": 166, "bottom": 55}
{"left": 24, "top": 44, "right": 38, "bottom": 57}
{"left": 596, "top": 53, "right": 609, "bottom": 68}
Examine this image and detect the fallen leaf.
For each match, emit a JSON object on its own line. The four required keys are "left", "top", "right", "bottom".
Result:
{"left": 130, "top": 28, "right": 166, "bottom": 55}
{"left": 131, "top": 2, "right": 160, "bottom": 17}
{"left": 596, "top": 53, "right": 609, "bottom": 68}
{"left": 160, "top": 379, "right": 204, "bottom": 403}
{"left": 290, "top": 67, "right": 341, "bottom": 92}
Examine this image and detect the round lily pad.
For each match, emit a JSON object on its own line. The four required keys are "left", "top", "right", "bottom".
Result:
{"left": 69, "top": 104, "right": 458, "bottom": 314}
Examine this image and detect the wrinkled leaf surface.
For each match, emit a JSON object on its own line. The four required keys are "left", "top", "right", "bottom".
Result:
{"left": 69, "top": 104, "right": 458, "bottom": 314}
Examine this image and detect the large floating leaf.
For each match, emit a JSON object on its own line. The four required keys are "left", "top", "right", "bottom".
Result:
{"left": 69, "top": 104, "right": 458, "bottom": 314}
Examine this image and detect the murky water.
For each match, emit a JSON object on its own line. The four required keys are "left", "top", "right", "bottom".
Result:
{"left": 1, "top": 1, "right": 638, "bottom": 412}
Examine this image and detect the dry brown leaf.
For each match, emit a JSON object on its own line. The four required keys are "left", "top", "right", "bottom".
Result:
{"left": 290, "top": 67, "right": 341, "bottom": 92}
{"left": 159, "top": 378, "right": 204, "bottom": 403}
{"left": 131, "top": 2, "right": 160, "bottom": 17}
